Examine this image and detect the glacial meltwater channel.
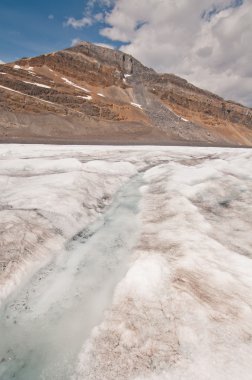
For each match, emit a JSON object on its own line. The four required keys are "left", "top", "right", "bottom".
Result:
{"left": 0, "top": 174, "right": 144, "bottom": 380}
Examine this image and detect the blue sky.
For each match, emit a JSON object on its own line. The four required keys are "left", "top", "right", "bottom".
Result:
{"left": 0, "top": 0, "right": 117, "bottom": 62}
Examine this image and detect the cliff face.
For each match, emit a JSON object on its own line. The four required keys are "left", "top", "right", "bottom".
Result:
{"left": 0, "top": 41, "right": 251, "bottom": 146}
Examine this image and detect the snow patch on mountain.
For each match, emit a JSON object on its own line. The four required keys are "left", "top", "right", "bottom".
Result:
{"left": 23, "top": 81, "right": 51, "bottom": 89}
{"left": 62, "top": 77, "right": 90, "bottom": 93}
{"left": 131, "top": 102, "right": 142, "bottom": 109}
{"left": 78, "top": 95, "right": 92, "bottom": 101}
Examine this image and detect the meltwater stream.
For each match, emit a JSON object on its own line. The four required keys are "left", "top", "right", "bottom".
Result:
{"left": 0, "top": 174, "right": 144, "bottom": 380}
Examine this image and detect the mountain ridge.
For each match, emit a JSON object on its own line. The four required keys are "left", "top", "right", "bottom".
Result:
{"left": 0, "top": 41, "right": 251, "bottom": 146}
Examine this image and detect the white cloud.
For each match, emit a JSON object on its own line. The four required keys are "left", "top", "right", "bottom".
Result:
{"left": 0, "top": 60, "right": 5, "bottom": 65}
{"left": 48, "top": 14, "right": 54, "bottom": 20}
{"left": 94, "top": 12, "right": 104, "bottom": 22}
{"left": 71, "top": 38, "right": 82, "bottom": 47}
{"left": 99, "top": 0, "right": 252, "bottom": 107}
{"left": 65, "top": 0, "right": 114, "bottom": 30}
{"left": 65, "top": 16, "right": 93, "bottom": 29}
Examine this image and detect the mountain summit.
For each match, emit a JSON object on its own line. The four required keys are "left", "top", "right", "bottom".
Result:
{"left": 0, "top": 41, "right": 251, "bottom": 146}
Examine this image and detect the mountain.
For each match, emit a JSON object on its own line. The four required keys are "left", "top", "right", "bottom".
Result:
{"left": 0, "top": 41, "right": 251, "bottom": 146}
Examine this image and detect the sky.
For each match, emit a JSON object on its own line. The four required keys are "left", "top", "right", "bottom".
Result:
{"left": 0, "top": 0, "right": 251, "bottom": 107}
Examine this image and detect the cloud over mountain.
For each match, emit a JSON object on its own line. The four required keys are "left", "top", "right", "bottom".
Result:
{"left": 66, "top": 0, "right": 251, "bottom": 107}
{"left": 99, "top": 0, "right": 251, "bottom": 106}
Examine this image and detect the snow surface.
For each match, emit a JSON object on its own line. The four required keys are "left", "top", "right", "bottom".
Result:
{"left": 0, "top": 172, "right": 142, "bottom": 379}
{"left": 97, "top": 93, "right": 105, "bottom": 97}
{"left": 131, "top": 102, "right": 143, "bottom": 109}
{"left": 0, "top": 151, "right": 137, "bottom": 302}
{"left": 77, "top": 95, "right": 92, "bottom": 101}
{"left": 62, "top": 77, "right": 90, "bottom": 93}
{"left": 22, "top": 67, "right": 36, "bottom": 76}
{"left": 13, "top": 65, "right": 21, "bottom": 70}
{"left": 0, "top": 145, "right": 252, "bottom": 380}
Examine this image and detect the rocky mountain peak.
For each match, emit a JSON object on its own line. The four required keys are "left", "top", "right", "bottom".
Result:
{"left": 71, "top": 41, "right": 135, "bottom": 74}
{"left": 0, "top": 41, "right": 251, "bottom": 146}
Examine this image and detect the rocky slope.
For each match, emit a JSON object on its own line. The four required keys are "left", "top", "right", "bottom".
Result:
{"left": 0, "top": 41, "right": 251, "bottom": 146}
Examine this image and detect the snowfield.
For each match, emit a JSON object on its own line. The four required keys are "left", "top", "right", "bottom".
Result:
{"left": 0, "top": 145, "right": 252, "bottom": 380}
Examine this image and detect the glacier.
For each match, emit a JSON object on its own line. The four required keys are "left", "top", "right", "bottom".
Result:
{"left": 0, "top": 145, "right": 252, "bottom": 380}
